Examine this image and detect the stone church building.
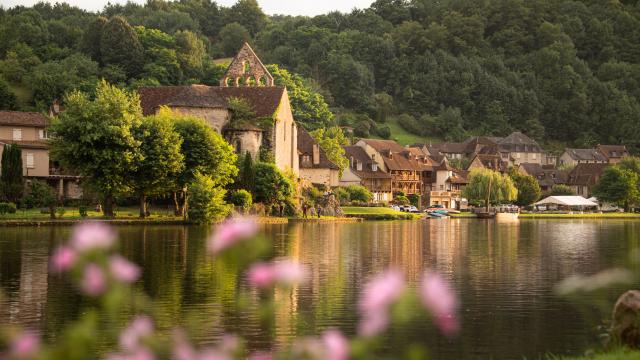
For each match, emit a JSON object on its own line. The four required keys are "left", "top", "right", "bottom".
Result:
{"left": 138, "top": 43, "right": 299, "bottom": 175}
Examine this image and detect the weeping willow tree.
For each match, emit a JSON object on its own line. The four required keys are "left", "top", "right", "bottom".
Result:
{"left": 462, "top": 168, "right": 518, "bottom": 212}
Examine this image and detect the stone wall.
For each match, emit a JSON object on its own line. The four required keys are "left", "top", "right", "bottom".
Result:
{"left": 169, "top": 106, "right": 230, "bottom": 133}
{"left": 220, "top": 43, "right": 274, "bottom": 87}
{"left": 273, "top": 91, "right": 299, "bottom": 175}
{"left": 299, "top": 168, "right": 340, "bottom": 187}
{"left": 225, "top": 130, "right": 262, "bottom": 160}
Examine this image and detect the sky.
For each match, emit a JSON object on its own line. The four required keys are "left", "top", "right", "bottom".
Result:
{"left": 0, "top": 0, "right": 375, "bottom": 16}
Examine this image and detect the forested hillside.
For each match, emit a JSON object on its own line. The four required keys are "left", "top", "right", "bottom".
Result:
{"left": 1, "top": 0, "right": 640, "bottom": 153}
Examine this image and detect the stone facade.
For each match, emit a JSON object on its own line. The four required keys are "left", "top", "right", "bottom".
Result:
{"left": 170, "top": 106, "right": 230, "bottom": 133}
{"left": 220, "top": 43, "right": 274, "bottom": 87}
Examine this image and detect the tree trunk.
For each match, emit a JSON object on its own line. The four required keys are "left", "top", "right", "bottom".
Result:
{"left": 139, "top": 194, "right": 147, "bottom": 218}
{"left": 182, "top": 189, "right": 188, "bottom": 221}
{"left": 173, "top": 192, "right": 182, "bottom": 216}
{"left": 103, "top": 194, "right": 115, "bottom": 218}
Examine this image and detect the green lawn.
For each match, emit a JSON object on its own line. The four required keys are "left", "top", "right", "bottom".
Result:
{"left": 520, "top": 213, "right": 640, "bottom": 219}
{"left": 0, "top": 206, "right": 182, "bottom": 221}
{"left": 342, "top": 206, "right": 421, "bottom": 220}
{"left": 379, "top": 117, "right": 442, "bottom": 146}
{"left": 551, "top": 349, "right": 640, "bottom": 360}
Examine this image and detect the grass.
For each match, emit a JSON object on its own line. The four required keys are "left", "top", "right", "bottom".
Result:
{"left": 550, "top": 348, "right": 640, "bottom": 360}
{"left": 0, "top": 206, "right": 183, "bottom": 221}
{"left": 380, "top": 117, "right": 442, "bottom": 146}
{"left": 342, "top": 206, "right": 421, "bottom": 220}
{"left": 520, "top": 213, "right": 640, "bottom": 219}
{"left": 449, "top": 212, "right": 477, "bottom": 218}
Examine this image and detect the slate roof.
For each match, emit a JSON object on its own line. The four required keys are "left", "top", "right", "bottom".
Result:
{"left": 138, "top": 85, "right": 286, "bottom": 117}
{"left": 449, "top": 169, "right": 469, "bottom": 184}
{"left": 469, "top": 153, "right": 508, "bottom": 172}
{"left": 519, "top": 163, "right": 568, "bottom": 188}
{"left": 343, "top": 146, "right": 392, "bottom": 179}
{"left": 567, "top": 163, "right": 610, "bottom": 187}
{"left": 0, "top": 111, "right": 49, "bottom": 127}
{"left": 297, "top": 127, "right": 339, "bottom": 170}
{"left": 563, "top": 148, "right": 607, "bottom": 162}
{"left": 597, "top": 145, "right": 629, "bottom": 160}
{"left": 497, "top": 132, "right": 542, "bottom": 153}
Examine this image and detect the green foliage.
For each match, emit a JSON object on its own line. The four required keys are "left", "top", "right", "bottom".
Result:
{"left": 0, "top": 77, "right": 17, "bottom": 110}
{"left": 29, "top": 179, "right": 57, "bottom": 219}
{"left": 218, "top": 22, "right": 251, "bottom": 57}
{"left": 394, "top": 195, "right": 410, "bottom": 205}
{"left": 238, "top": 153, "right": 255, "bottom": 193}
{"left": 509, "top": 168, "right": 542, "bottom": 207}
{"left": 346, "top": 185, "right": 373, "bottom": 203}
{"left": 100, "top": 16, "right": 144, "bottom": 77}
{"left": 1, "top": 144, "right": 24, "bottom": 202}
{"left": 228, "top": 189, "right": 253, "bottom": 212}
{"left": 225, "top": 0, "right": 267, "bottom": 36}
{"left": 448, "top": 157, "right": 471, "bottom": 171}
{"left": 79, "top": 205, "right": 88, "bottom": 218}
{"left": 228, "top": 97, "right": 256, "bottom": 125}
{"left": 187, "top": 172, "right": 230, "bottom": 224}
{"left": 463, "top": 168, "right": 518, "bottom": 210}
{"left": 0, "top": 202, "right": 17, "bottom": 215}
{"left": 174, "top": 30, "right": 206, "bottom": 80}
{"left": 593, "top": 166, "right": 640, "bottom": 209}
{"left": 333, "top": 187, "right": 350, "bottom": 205}
{"left": 408, "top": 193, "right": 420, "bottom": 207}
{"left": 254, "top": 162, "right": 294, "bottom": 206}
{"left": 550, "top": 184, "right": 575, "bottom": 196}
{"left": 309, "top": 126, "right": 349, "bottom": 176}
{"left": 49, "top": 80, "right": 143, "bottom": 216}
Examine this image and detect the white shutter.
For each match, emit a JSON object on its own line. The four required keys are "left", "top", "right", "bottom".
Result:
{"left": 26, "top": 153, "right": 34, "bottom": 168}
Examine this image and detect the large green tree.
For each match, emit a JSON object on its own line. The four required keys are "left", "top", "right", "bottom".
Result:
{"left": 50, "top": 80, "right": 143, "bottom": 217}
{"left": 132, "top": 112, "right": 185, "bottom": 218}
{"left": 309, "top": 126, "right": 349, "bottom": 176}
{"left": 509, "top": 168, "right": 542, "bottom": 207}
{"left": 100, "top": 16, "right": 144, "bottom": 77}
{"left": 593, "top": 166, "right": 639, "bottom": 211}
{"left": 0, "top": 77, "right": 17, "bottom": 110}
{"left": 254, "top": 162, "right": 294, "bottom": 208}
{"left": 463, "top": 168, "right": 518, "bottom": 212}
{"left": 0, "top": 144, "right": 24, "bottom": 203}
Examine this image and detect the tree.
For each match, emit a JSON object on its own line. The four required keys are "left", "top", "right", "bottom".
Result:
{"left": 593, "top": 166, "right": 639, "bottom": 211}
{"left": 254, "top": 162, "right": 294, "bottom": 208}
{"left": 238, "top": 152, "right": 255, "bottom": 193}
{"left": 310, "top": 126, "right": 349, "bottom": 176}
{"left": 509, "top": 168, "right": 542, "bottom": 206}
{"left": 0, "top": 77, "right": 17, "bottom": 110}
{"left": 225, "top": 0, "right": 267, "bottom": 36}
{"left": 187, "top": 172, "right": 230, "bottom": 224}
{"left": 550, "top": 184, "right": 575, "bottom": 196}
{"left": 81, "top": 16, "right": 107, "bottom": 63}
{"left": 172, "top": 110, "right": 237, "bottom": 216}
{"left": 463, "top": 168, "right": 518, "bottom": 212}
{"left": 49, "top": 81, "right": 143, "bottom": 217}
{"left": 228, "top": 189, "right": 252, "bottom": 213}
{"left": 28, "top": 179, "right": 57, "bottom": 219}
{"left": 100, "top": 16, "right": 144, "bottom": 77}
{"left": 175, "top": 30, "right": 206, "bottom": 80}
{"left": 0, "top": 144, "right": 23, "bottom": 203}
{"left": 132, "top": 113, "right": 185, "bottom": 218}
{"left": 346, "top": 185, "right": 373, "bottom": 203}
{"left": 218, "top": 22, "right": 251, "bottom": 57}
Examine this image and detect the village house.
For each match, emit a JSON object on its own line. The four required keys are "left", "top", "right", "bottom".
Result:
{"left": 341, "top": 145, "right": 393, "bottom": 202}
{"left": 297, "top": 127, "right": 339, "bottom": 187}
{"left": 0, "top": 111, "right": 81, "bottom": 199}
{"left": 479, "top": 132, "right": 552, "bottom": 167}
{"left": 567, "top": 163, "right": 609, "bottom": 197}
{"left": 558, "top": 148, "right": 608, "bottom": 167}
{"left": 138, "top": 43, "right": 299, "bottom": 175}
{"left": 596, "top": 144, "right": 629, "bottom": 164}
{"left": 467, "top": 153, "right": 508, "bottom": 173}
{"left": 355, "top": 139, "right": 423, "bottom": 196}
{"left": 428, "top": 158, "right": 468, "bottom": 209}
{"left": 518, "top": 163, "right": 568, "bottom": 193}
{"left": 422, "top": 136, "right": 499, "bottom": 161}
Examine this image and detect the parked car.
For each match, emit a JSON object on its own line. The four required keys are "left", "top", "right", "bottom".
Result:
{"left": 407, "top": 205, "right": 420, "bottom": 213}
{"left": 389, "top": 205, "right": 401, "bottom": 212}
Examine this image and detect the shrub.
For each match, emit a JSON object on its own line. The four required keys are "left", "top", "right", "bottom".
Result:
{"left": 334, "top": 187, "right": 350, "bottom": 205}
{"left": 346, "top": 185, "right": 373, "bottom": 203}
{"left": 228, "top": 190, "right": 253, "bottom": 212}
{"left": 29, "top": 180, "right": 57, "bottom": 219}
{"left": 254, "top": 162, "right": 295, "bottom": 207}
{"left": 408, "top": 194, "right": 420, "bottom": 207}
{"left": 395, "top": 195, "right": 410, "bottom": 205}
{"left": 0, "top": 202, "right": 17, "bottom": 215}
{"left": 188, "top": 173, "right": 230, "bottom": 224}
{"left": 550, "top": 184, "right": 575, "bottom": 196}
{"left": 303, "top": 186, "right": 324, "bottom": 204}
{"left": 56, "top": 207, "right": 66, "bottom": 219}
{"left": 376, "top": 125, "right": 391, "bottom": 139}
{"left": 79, "top": 206, "right": 88, "bottom": 218}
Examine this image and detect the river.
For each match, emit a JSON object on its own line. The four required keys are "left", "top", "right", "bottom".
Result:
{"left": 1, "top": 219, "right": 639, "bottom": 359}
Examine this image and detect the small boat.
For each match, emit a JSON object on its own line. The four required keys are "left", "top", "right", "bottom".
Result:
{"left": 427, "top": 212, "right": 449, "bottom": 219}
{"left": 475, "top": 212, "right": 496, "bottom": 219}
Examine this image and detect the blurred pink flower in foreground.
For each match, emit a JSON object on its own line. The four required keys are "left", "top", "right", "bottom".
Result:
{"left": 71, "top": 222, "right": 116, "bottom": 252}
{"left": 247, "top": 260, "right": 308, "bottom": 288}
{"left": 420, "top": 271, "right": 459, "bottom": 336}
{"left": 80, "top": 263, "right": 107, "bottom": 296}
{"left": 208, "top": 217, "right": 258, "bottom": 255}
{"left": 110, "top": 255, "right": 141, "bottom": 283}
{"left": 120, "top": 316, "right": 154, "bottom": 351}
{"left": 358, "top": 269, "right": 406, "bottom": 337}
{"left": 106, "top": 348, "right": 155, "bottom": 360}
{"left": 50, "top": 246, "right": 76, "bottom": 273}
{"left": 9, "top": 331, "right": 40, "bottom": 358}
{"left": 248, "top": 352, "right": 272, "bottom": 360}
{"left": 322, "top": 330, "right": 349, "bottom": 360}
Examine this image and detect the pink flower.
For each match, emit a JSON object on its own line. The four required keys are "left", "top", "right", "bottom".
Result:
{"left": 9, "top": 331, "right": 40, "bottom": 358}
{"left": 107, "top": 348, "right": 155, "bottom": 360}
{"left": 207, "top": 217, "right": 258, "bottom": 255}
{"left": 173, "top": 330, "right": 197, "bottom": 360}
{"left": 80, "top": 263, "right": 107, "bottom": 296}
{"left": 120, "top": 316, "right": 154, "bottom": 351}
{"left": 420, "top": 271, "right": 459, "bottom": 336}
{"left": 247, "top": 260, "right": 308, "bottom": 288}
{"left": 322, "top": 330, "right": 349, "bottom": 360}
{"left": 110, "top": 255, "right": 141, "bottom": 283}
{"left": 248, "top": 351, "right": 272, "bottom": 360}
{"left": 50, "top": 246, "right": 76, "bottom": 273}
{"left": 71, "top": 222, "right": 116, "bottom": 252}
{"left": 357, "top": 269, "right": 405, "bottom": 337}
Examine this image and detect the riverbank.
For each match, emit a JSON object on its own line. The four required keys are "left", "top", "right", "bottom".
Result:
{"left": 555, "top": 348, "right": 640, "bottom": 359}
{"left": 342, "top": 206, "right": 421, "bottom": 220}
{"left": 520, "top": 213, "right": 640, "bottom": 219}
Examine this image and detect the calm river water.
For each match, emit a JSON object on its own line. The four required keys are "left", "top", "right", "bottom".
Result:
{"left": 1, "top": 219, "right": 640, "bottom": 359}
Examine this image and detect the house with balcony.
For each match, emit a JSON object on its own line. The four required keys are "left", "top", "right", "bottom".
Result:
{"left": 342, "top": 145, "right": 393, "bottom": 202}
{"left": 427, "top": 158, "right": 468, "bottom": 209}
{"left": 0, "top": 111, "right": 81, "bottom": 199}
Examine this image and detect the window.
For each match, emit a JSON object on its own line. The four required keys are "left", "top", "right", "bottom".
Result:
{"left": 26, "top": 153, "right": 34, "bottom": 169}
{"left": 39, "top": 129, "right": 48, "bottom": 139}
{"left": 372, "top": 163, "right": 378, "bottom": 172}
{"left": 283, "top": 124, "right": 286, "bottom": 141}
{"left": 13, "top": 128, "right": 22, "bottom": 140}
{"left": 532, "top": 153, "right": 537, "bottom": 160}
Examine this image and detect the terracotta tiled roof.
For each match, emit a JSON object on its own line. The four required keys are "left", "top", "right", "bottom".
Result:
{"left": 343, "top": 146, "right": 392, "bottom": 179}
{"left": 381, "top": 150, "right": 424, "bottom": 171}
{"left": 297, "top": 127, "right": 339, "bottom": 170}
{"left": 359, "top": 139, "right": 405, "bottom": 153}
{"left": 0, "top": 139, "right": 49, "bottom": 149}
{"left": 0, "top": 111, "right": 49, "bottom": 127}
{"left": 567, "top": 163, "right": 610, "bottom": 187}
{"left": 597, "top": 144, "right": 629, "bottom": 159}
{"left": 138, "top": 85, "right": 286, "bottom": 117}
{"left": 563, "top": 148, "right": 607, "bottom": 162}
{"left": 448, "top": 169, "right": 468, "bottom": 184}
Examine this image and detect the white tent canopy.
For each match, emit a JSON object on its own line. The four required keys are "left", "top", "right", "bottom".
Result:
{"left": 534, "top": 196, "right": 598, "bottom": 207}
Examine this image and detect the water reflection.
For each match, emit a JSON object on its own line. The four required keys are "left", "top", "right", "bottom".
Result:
{"left": 1, "top": 220, "right": 639, "bottom": 359}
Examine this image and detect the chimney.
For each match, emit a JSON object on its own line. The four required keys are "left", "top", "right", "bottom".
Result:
{"left": 312, "top": 144, "right": 320, "bottom": 165}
